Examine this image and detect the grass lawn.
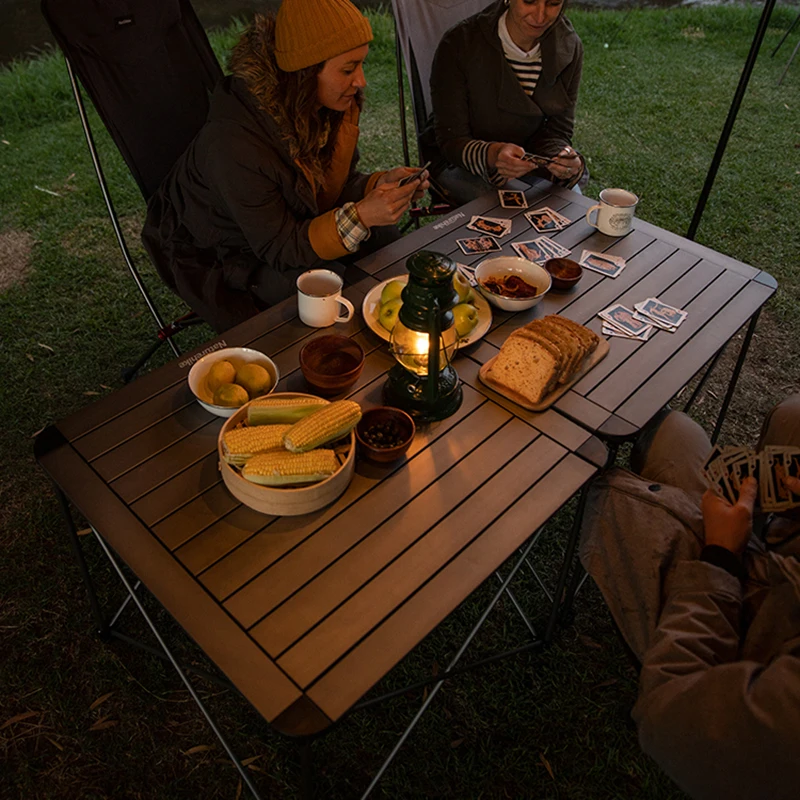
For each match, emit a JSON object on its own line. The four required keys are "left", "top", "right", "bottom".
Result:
{"left": 1, "top": 4, "right": 799, "bottom": 798}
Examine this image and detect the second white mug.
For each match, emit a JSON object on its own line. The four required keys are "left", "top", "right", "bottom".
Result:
{"left": 586, "top": 188, "right": 639, "bottom": 237}
{"left": 296, "top": 269, "right": 354, "bottom": 328}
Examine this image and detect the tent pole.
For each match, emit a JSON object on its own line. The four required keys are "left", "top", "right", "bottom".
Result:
{"left": 686, "top": 0, "right": 776, "bottom": 241}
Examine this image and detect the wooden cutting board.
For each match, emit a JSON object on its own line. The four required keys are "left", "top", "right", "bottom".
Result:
{"left": 478, "top": 337, "right": 609, "bottom": 412}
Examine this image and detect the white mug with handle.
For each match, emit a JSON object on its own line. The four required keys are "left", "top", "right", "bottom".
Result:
{"left": 586, "top": 188, "right": 639, "bottom": 237}
{"left": 296, "top": 269, "right": 354, "bottom": 328}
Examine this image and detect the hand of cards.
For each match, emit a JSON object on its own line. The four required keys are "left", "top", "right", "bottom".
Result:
{"left": 703, "top": 444, "right": 800, "bottom": 512}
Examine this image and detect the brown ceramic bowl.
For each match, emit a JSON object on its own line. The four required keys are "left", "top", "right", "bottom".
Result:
{"left": 545, "top": 258, "right": 583, "bottom": 291}
{"left": 299, "top": 334, "right": 365, "bottom": 397}
{"left": 355, "top": 406, "right": 416, "bottom": 464}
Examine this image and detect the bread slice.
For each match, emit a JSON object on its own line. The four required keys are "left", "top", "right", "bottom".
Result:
{"left": 485, "top": 335, "right": 560, "bottom": 406}
{"left": 549, "top": 315, "right": 600, "bottom": 356}
{"left": 510, "top": 327, "right": 566, "bottom": 385}
{"left": 528, "top": 318, "right": 585, "bottom": 382}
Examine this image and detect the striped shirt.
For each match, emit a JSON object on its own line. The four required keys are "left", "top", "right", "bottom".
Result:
{"left": 459, "top": 11, "right": 543, "bottom": 183}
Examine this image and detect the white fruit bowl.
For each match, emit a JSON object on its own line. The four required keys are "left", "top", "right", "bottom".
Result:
{"left": 188, "top": 347, "right": 280, "bottom": 418}
{"left": 474, "top": 256, "right": 552, "bottom": 312}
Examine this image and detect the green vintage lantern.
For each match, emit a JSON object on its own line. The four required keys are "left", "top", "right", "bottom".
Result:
{"left": 383, "top": 251, "right": 463, "bottom": 421}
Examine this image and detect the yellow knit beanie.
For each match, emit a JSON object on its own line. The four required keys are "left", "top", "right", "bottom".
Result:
{"left": 275, "top": 0, "right": 374, "bottom": 72}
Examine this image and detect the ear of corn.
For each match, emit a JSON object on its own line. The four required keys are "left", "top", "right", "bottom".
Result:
{"left": 284, "top": 400, "right": 362, "bottom": 453}
{"left": 243, "top": 449, "right": 338, "bottom": 486}
{"left": 248, "top": 397, "right": 329, "bottom": 426}
{"left": 222, "top": 424, "right": 292, "bottom": 465}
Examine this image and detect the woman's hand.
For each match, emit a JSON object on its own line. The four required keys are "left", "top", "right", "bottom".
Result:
{"left": 701, "top": 477, "right": 758, "bottom": 556}
{"left": 546, "top": 146, "right": 582, "bottom": 183}
{"left": 356, "top": 180, "right": 418, "bottom": 228}
{"left": 489, "top": 142, "right": 532, "bottom": 180}
{"left": 377, "top": 167, "right": 430, "bottom": 201}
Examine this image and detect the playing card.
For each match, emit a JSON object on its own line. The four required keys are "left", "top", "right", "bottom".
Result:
{"left": 512, "top": 239, "right": 549, "bottom": 264}
{"left": 534, "top": 236, "right": 571, "bottom": 259}
{"left": 456, "top": 236, "right": 502, "bottom": 255}
{"left": 598, "top": 304, "right": 654, "bottom": 338}
{"left": 633, "top": 311, "right": 677, "bottom": 332}
{"left": 521, "top": 152, "right": 556, "bottom": 167}
{"left": 525, "top": 207, "right": 568, "bottom": 233}
{"left": 579, "top": 250, "right": 627, "bottom": 278}
{"left": 702, "top": 444, "right": 725, "bottom": 485}
{"left": 601, "top": 323, "right": 652, "bottom": 341}
{"left": 635, "top": 298, "right": 688, "bottom": 330}
{"left": 498, "top": 189, "right": 528, "bottom": 209}
{"left": 467, "top": 215, "right": 511, "bottom": 238}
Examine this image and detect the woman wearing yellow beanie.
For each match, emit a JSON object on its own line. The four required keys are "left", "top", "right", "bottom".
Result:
{"left": 142, "top": 0, "right": 428, "bottom": 333}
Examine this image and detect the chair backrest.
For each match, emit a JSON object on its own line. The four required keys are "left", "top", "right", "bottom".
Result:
{"left": 41, "top": 0, "right": 223, "bottom": 200}
{"left": 391, "top": 0, "right": 490, "bottom": 138}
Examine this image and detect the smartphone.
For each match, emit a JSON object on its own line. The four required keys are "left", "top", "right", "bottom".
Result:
{"left": 398, "top": 160, "right": 431, "bottom": 187}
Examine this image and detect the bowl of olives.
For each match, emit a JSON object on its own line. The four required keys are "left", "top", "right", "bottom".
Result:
{"left": 355, "top": 406, "right": 416, "bottom": 464}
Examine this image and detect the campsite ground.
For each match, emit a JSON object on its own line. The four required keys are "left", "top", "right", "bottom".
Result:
{"left": 1, "top": 5, "right": 799, "bottom": 799}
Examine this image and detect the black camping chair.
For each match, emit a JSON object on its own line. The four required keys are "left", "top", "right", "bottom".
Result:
{"left": 390, "top": 0, "right": 488, "bottom": 224}
{"left": 41, "top": 0, "right": 223, "bottom": 381}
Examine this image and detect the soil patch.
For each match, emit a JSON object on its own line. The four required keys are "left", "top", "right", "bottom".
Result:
{"left": 0, "top": 229, "right": 34, "bottom": 294}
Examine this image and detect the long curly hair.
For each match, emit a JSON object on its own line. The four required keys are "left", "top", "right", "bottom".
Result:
{"left": 229, "top": 15, "right": 363, "bottom": 185}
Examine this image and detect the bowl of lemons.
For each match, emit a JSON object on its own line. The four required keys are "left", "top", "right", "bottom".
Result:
{"left": 188, "top": 347, "right": 280, "bottom": 417}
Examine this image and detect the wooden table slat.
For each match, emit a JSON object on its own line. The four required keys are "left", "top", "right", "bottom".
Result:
{"left": 253, "top": 418, "right": 539, "bottom": 659}
{"left": 306, "top": 452, "right": 596, "bottom": 720}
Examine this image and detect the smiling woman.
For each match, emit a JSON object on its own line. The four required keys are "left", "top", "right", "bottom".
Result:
{"left": 140, "top": 0, "right": 428, "bottom": 333}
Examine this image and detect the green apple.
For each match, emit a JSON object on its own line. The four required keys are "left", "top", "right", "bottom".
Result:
{"left": 378, "top": 297, "right": 402, "bottom": 332}
{"left": 380, "top": 279, "right": 405, "bottom": 306}
{"left": 452, "top": 271, "right": 472, "bottom": 303}
{"left": 452, "top": 302, "right": 480, "bottom": 338}
{"left": 465, "top": 288, "right": 477, "bottom": 304}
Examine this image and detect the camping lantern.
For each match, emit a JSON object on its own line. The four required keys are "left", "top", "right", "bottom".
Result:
{"left": 383, "top": 251, "right": 463, "bottom": 421}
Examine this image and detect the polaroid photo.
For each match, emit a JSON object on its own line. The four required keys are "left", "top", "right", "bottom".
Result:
{"left": 601, "top": 322, "right": 653, "bottom": 342}
{"left": 534, "top": 236, "right": 571, "bottom": 259}
{"left": 599, "top": 304, "right": 654, "bottom": 338}
{"left": 467, "top": 215, "right": 511, "bottom": 238}
{"left": 512, "top": 239, "right": 549, "bottom": 264}
{"left": 521, "top": 153, "right": 555, "bottom": 167}
{"left": 633, "top": 311, "right": 676, "bottom": 332}
{"left": 579, "top": 250, "right": 627, "bottom": 279}
{"left": 456, "top": 236, "right": 502, "bottom": 256}
{"left": 498, "top": 190, "right": 528, "bottom": 209}
{"left": 635, "top": 298, "right": 688, "bottom": 330}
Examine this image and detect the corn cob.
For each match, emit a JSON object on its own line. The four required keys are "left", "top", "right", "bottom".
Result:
{"left": 248, "top": 396, "right": 329, "bottom": 426}
{"left": 222, "top": 424, "right": 292, "bottom": 465}
{"left": 242, "top": 449, "right": 338, "bottom": 486}
{"left": 284, "top": 400, "right": 362, "bottom": 453}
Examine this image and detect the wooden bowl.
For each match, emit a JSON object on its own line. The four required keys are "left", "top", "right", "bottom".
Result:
{"left": 355, "top": 407, "right": 415, "bottom": 464}
{"left": 299, "top": 334, "right": 365, "bottom": 397}
{"left": 217, "top": 393, "right": 355, "bottom": 516}
{"left": 545, "top": 258, "right": 583, "bottom": 291}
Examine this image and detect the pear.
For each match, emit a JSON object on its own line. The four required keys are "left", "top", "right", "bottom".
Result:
{"left": 380, "top": 280, "right": 405, "bottom": 306}
{"left": 206, "top": 359, "right": 236, "bottom": 393}
{"left": 378, "top": 297, "right": 402, "bottom": 332}
{"left": 213, "top": 383, "right": 249, "bottom": 408}
{"left": 452, "top": 302, "right": 480, "bottom": 338}
{"left": 452, "top": 271, "right": 472, "bottom": 303}
{"left": 235, "top": 363, "right": 272, "bottom": 399}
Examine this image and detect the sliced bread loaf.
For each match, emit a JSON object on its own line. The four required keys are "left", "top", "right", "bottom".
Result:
{"left": 485, "top": 335, "right": 560, "bottom": 405}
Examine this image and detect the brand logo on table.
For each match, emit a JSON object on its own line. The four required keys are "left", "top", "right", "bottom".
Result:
{"left": 114, "top": 15, "right": 136, "bottom": 28}
{"left": 432, "top": 212, "right": 465, "bottom": 231}
{"left": 179, "top": 340, "right": 228, "bottom": 369}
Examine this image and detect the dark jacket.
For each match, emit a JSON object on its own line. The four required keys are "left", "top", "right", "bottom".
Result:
{"left": 428, "top": 2, "right": 583, "bottom": 184}
{"left": 141, "top": 17, "right": 380, "bottom": 333}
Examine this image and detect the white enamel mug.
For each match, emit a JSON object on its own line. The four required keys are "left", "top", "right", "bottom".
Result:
{"left": 586, "top": 189, "right": 639, "bottom": 236}
{"left": 296, "top": 269, "right": 354, "bottom": 328}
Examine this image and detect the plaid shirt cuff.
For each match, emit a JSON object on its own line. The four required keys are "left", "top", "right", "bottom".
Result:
{"left": 335, "top": 203, "right": 370, "bottom": 253}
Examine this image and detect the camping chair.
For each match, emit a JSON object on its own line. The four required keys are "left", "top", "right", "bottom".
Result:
{"left": 390, "top": 0, "right": 489, "bottom": 223}
{"left": 41, "top": 0, "right": 223, "bottom": 381}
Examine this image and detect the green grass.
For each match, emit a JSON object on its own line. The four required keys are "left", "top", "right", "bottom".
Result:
{"left": 1, "top": 5, "right": 799, "bottom": 798}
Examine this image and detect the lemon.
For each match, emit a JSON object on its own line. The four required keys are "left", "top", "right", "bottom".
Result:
{"left": 206, "top": 360, "right": 236, "bottom": 393}
{"left": 235, "top": 363, "right": 273, "bottom": 399}
{"left": 213, "top": 383, "right": 249, "bottom": 408}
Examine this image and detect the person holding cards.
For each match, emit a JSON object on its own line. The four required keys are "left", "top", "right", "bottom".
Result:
{"left": 142, "top": 0, "right": 428, "bottom": 333}
{"left": 426, "top": 0, "right": 586, "bottom": 205}
{"left": 579, "top": 395, "right": 800, "bottom": 800}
